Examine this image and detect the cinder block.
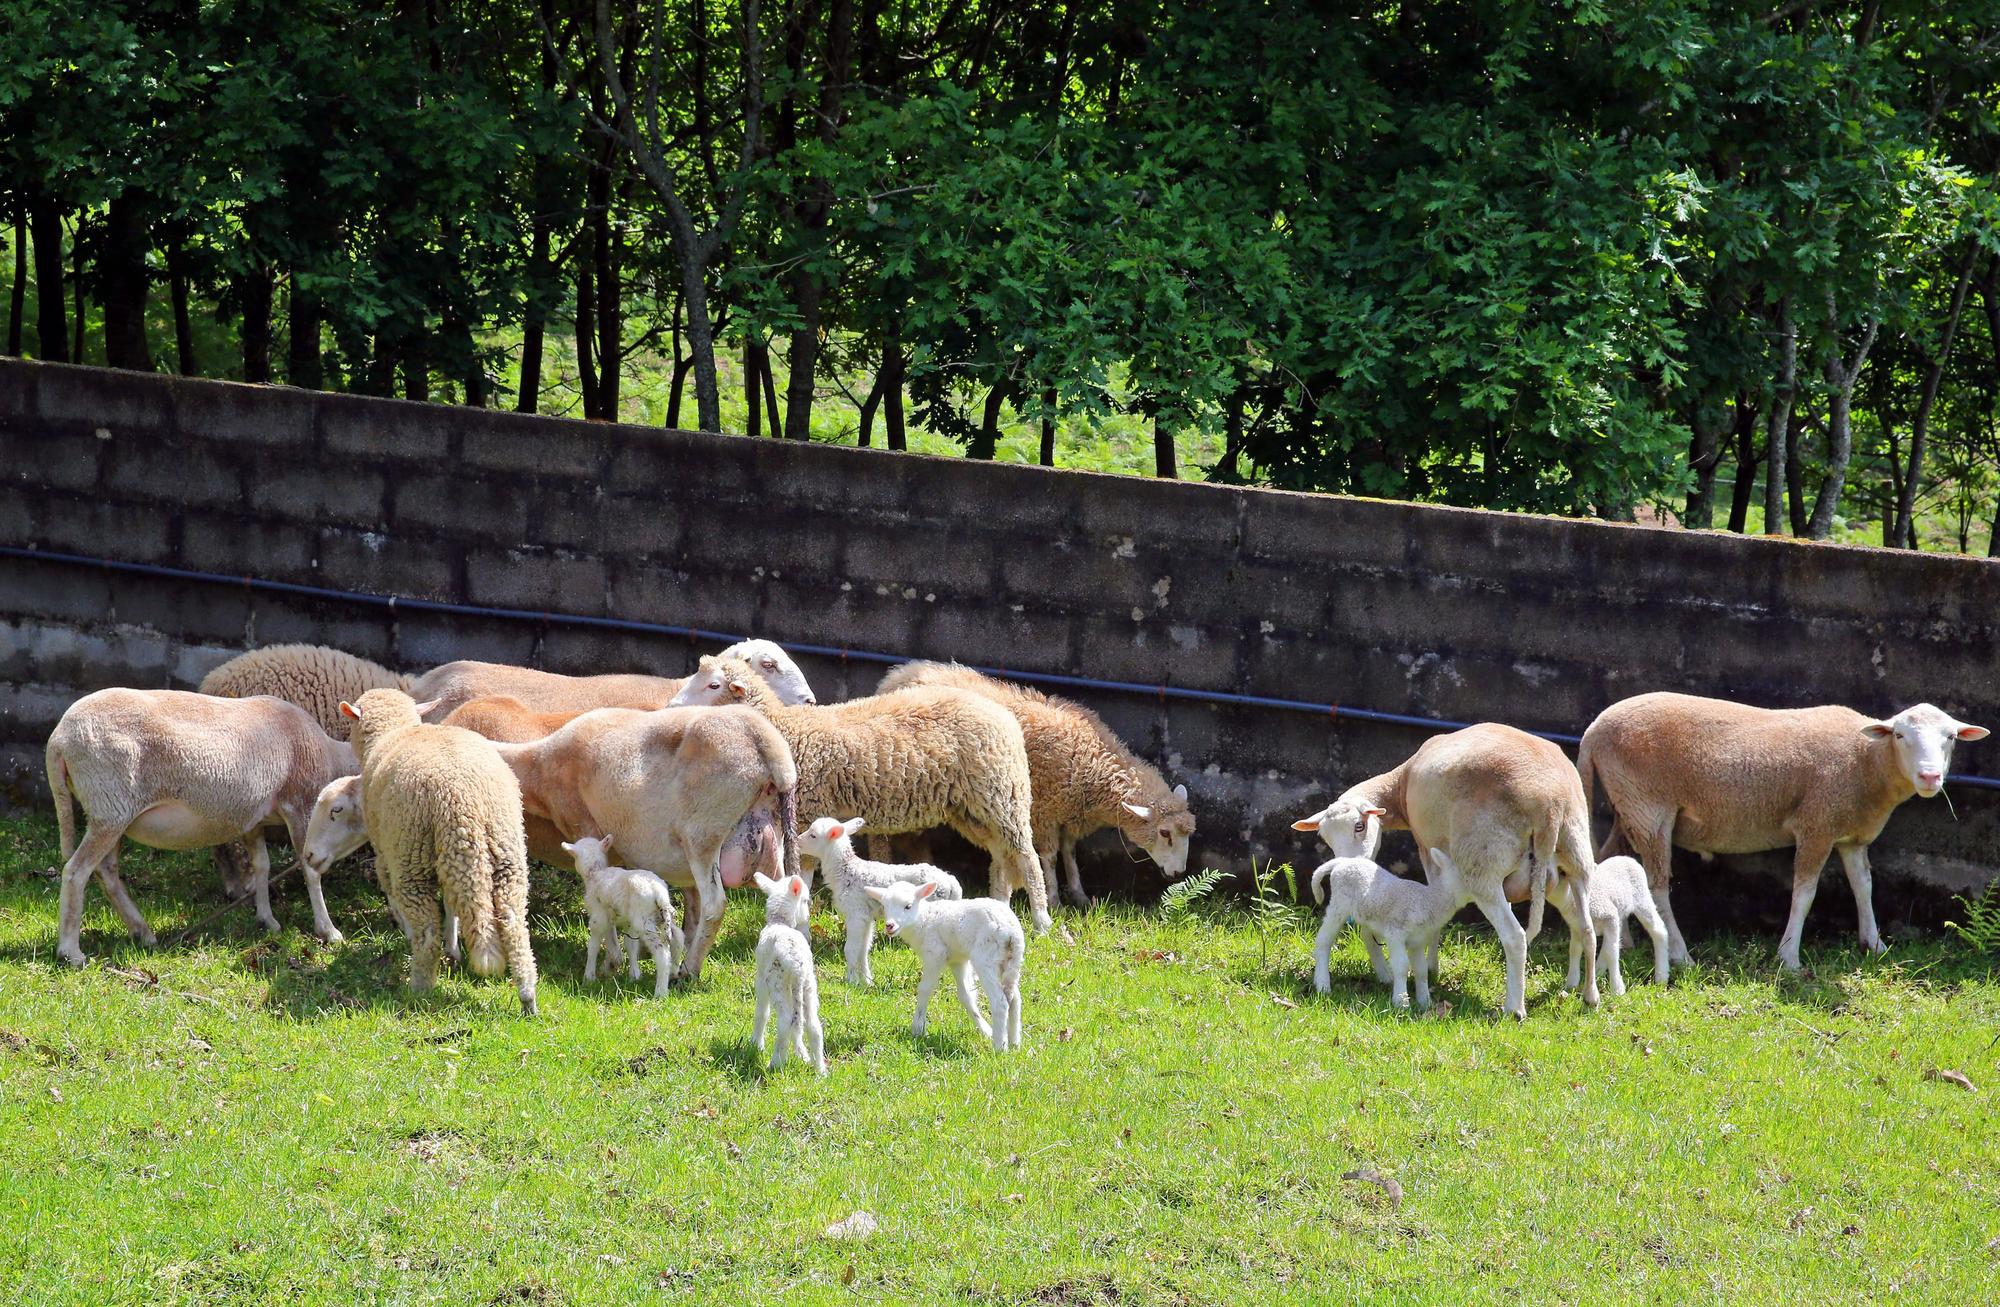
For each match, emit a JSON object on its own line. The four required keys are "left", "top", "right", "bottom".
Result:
{"left": 392, "top": 472, "right": 530, "bottom": 542}
{"left": 316, "top": 528, "right": 459, "bottom": 601}
{"left": 1, "top": 423, "right": 103, "bottom": 492}
{"left": 465, "top": 547, "right": 607, "bottom": 614}
{"left": 320, "top": 392, "right": 456, "bottom": 460}
{"left": 32, "top": 496, "right": 176, "bottom": 563}
{"left": 101, "top": 437, "right": 244, "bottom": 510}
{"left": 180, "top": 513, "right": 318, "bottom": 582}
{"left": 36, "top": 364, "right": 174, "bottom": 434}
{"left": 460, "top": 413, "right": 608, "bottom": 479}
{"left": 172, "top": 377, "right": 315, "bottom": 447}
{"left": 245, "top": 458, "right": 387, "bottom": 527}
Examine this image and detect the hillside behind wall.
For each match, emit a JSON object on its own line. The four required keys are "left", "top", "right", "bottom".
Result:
{"left": 3, "top": 360, "right": 1998, "bottom": 931}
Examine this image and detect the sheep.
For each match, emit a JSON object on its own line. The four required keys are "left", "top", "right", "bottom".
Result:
{"left": 340, "top": 689, "right": 538, "bottom": 1014}
{"left": 865, "top": 881, "right": 1025, "bottom": 1052}
{"left": 483, "top": 702, "right": 799, "bottom": 979}
{"left": 875, "top": 661, "right": 1195, "bottom": 908}
{"left": 1302, "top": 723, "right": 1598, "bottom": 1018}
{"left": 750, "top": 871, "right": 826, "bottom": 1075}
{"left": 670, "top": 655, "right": 1051, "bottom": 933}
{"left": 44, "top": 689, "right": 359, "bottom": 965}
{"left": 300, "top": 775, "right": 460, "bottom": 960}
{"left": 795, "top": 815, "right": 964, "bottom": 986}
{"left": 1577, "top": 692, "right": 1990, "bottom": 971}
{"left": 1524, "top": 853, "right": 1669, "bottom": 997}
{"left": 440, "top": 696, "right": 596, "bottom": 869}
{"left": 409, "top": 638, "right": 818, "bottom": 720}
{"left": 1311, "top": 846, "right": 1467, "bottom": 1011}
{"left": 560, "top": 835, "right": 684, "bottom": 997}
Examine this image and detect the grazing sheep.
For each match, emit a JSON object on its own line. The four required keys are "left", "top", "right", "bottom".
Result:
{"left": 796, "top": 815, "right": 963, "bottom": 986}
{"left": 1304, "top": 723, "right": 1598, "bottom": 1019}
{"left": 865, "top": 881, "right": 1025, "bottom": 1052}
{"left": 876, "top": 661, "right": 1195, "bottom": 908}
{"left": 750, "top": 871, "right": 826, "bottom": 1075}
{"left": 1578, "top": 692, "right": 1990, "bottom": 971}
{"left": 45, "top": 689, "right": 358, "bottom": 964}
{"left": 1311, "top": 846, "right": 1467, "bottom": 1011}
{"left": 340, "top": 689, "right": 537, "bottom": 1014}
{"left": 1525, "top": 853, "right": 1669, "bottom": 997}
{"left": 300, "top": 775, "right": 460, "bottom": 960}
{"left": 485, "top": 703, "right": 799, "bottom": 979}
{"left": 409, "top": 639, "right": 818, "bottom": 720}
{"left": 671, "top": 655, "right": 1051, "bottom": 933}
{"left": 563, "top": 835, "right": 684, "bottom": 997}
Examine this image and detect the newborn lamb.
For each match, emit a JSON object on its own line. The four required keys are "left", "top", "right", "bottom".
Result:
{"left": 751, "top": 872, "right": 827, "bottom": 1075}
{"left": 1312, "top": 846, "right": 1467, "bottom": 1011}
{"left": 796, "top": 815, "right": 963, "bottom": 986}
{"left": 563, "top": 835, "right": 685, "bottom": 998}
{"left": 865, "top": 881, "right": 1024, "bottom": 1052}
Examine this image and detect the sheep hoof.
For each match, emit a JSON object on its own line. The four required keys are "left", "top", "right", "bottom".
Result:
{"left": 57, "top": 948, "right": 87, "bottom": 969}
{"left": 136, "top": 931, "right": 159, "bottom": 949}
{"left": 320, "top": 928, "right": 345, "bottom": 946}
{"left": 520, "top": 993, "right": 538, "bottom": 1017}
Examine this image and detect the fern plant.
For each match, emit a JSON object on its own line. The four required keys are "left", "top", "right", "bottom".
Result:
{"left": 1945, "top": 881, "right": 2000, "bottom": 956}
{"left": 1247, "top": 858, "right": 1308, "bottom": 967}
{"left": 1160, "top": 866, "right": 1227, "bottom": 924}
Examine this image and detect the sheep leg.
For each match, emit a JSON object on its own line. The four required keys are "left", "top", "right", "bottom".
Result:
{"left": 1312, "top": 906, "right": 1344, "bottom": 995}
{"left": 1837, "top": 843, "right": 1886, "bottom": 955}
{"left": 301, "top": 854, "right": 344, "bottom": 946}
{"left": 912, "top": 958, "right": 941, "bottom": 1039}
{"left": 627, "top": 934, "right": 644, "bottom": 982}
{"left": 1631, "top": 820, "right": 1689, "bottom": 964}
{"left": 975, "top": 959, "right": 1010, "bottom": 1052}
{"left": 443, "top": 905, "right": 461, "bottom": 965}
{"left": 584, "top": 912, "right": 603, "bottom": 981}
{"left": 952, "top": 959, "right": 993, "bottom": 1040}
{"left": 771, "top": 1000, "right": 795, "bottom": 1071}
{"left": 93, "top": 848, "right": 158, "bottom": 948}
{"left": 676, "top": 841, "right": 728, "bottom": 981}
{"left": 1411, "top": 934, "right": 1434, "bottom": 1011}
{"left": 647, "top": 934, "right": 672, "bottom": 999}
{"left": 1635, "top": 897, "right": 1671, "bottom": 986}
{"left": 1362, "top": 929, "right": 1393, "bottom": 985}
{"left": 1474, "top": 893, "right": 1529, "bottom": 1020}
{"left": 1006, "top": 965, "right": 1023, "bottom": 1051}
{"left": 1777, "top": 837, "right": 1833, "bottom": 972}
{"left": 399, "top": 889, "right": 443, "bottom": 995}
{"left": 843, "top": 914, "right": 874, "bottom": 986}
{"left": 1060, "top": 834, "right": 1091, "bottom": 910}
{"left": 1385, "top": 935, "right": 1412, "bottom": 1010}
{"left": 243, "top": 829, "right": 281, "bottom": 935}
{"left": 1601, "top": 918, "right": 1627, "bottom": 997}
{"left": 57, "top": 824, "right": 126, "bottom": 966}
{"left": 803, "top": 984, "right": 827, "bottom": 1075}
{"left": 1565, "top": 916, "right": 1583, "bottom": 992}
{"left": 751, "top": 986, "right": 772, "bottom": 1053}
{"left": 1039, "top": 842, "right": 1062, "bottom": 917}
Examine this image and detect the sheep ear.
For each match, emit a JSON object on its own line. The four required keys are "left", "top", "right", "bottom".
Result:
{"left": 560, "top": 841, "right": 576, "bottom": 855}
{"left": 1955, "top": 723, "right": 1990, "bottom": 741}
{"left": 1122, "top": 802, "right": 1151, "bottom": 819}
{"left": 862, "top": 886, "right": 889, "bottom": 904}
{"left": 338, "top": 701, "right": 361, "bottom": 721}
{"left": 412, "top": 697, "right": 443, "bottom": 717}
{"left": 728, "top": 681, "right": 749, "bottom": 699}
{"left": 753, "top": 873, "right": 777, "bottom": 894}
{"left": 1861, "top": 721, "right": 1895, "bottom": 738}
{"left": 914, "top": 882, "right": 937, "bottom": 901}
{"left": 827, "top": 823, "right": 844, "bottom": 841}
{"left": 1172, "top": 783, "right": 1187, "bottom": 802}
{"left": 1291, "top": 818, "right": 1322, "bottom": 832}
{"left": 788, "top": 876, "right": 805, "bottom": 897}
{"left": 845, "top": 816, "right": 866, "bottom": 834}
{"left": 1364, "top": 807, "right": 1388, "bottom": 820}
{"left": 599, "top": 833, "right": 614, "bottom": 854}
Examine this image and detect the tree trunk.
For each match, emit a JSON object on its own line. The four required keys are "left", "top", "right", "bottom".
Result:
{"left": 167, "top": 236, "right": 195, "bottom": 375}
{"left": 667, "top": 356, "right": 693, "bottom": 429}
{"left": 288, "top": 276, "right": 324, "bottom": 389}
{"left": 1727, "top": 397, "right": 1759, "bottom": 534}
{"left": 783, "top": 0, "right": 854, "bottom": 441}
{"left": 1807, "top": 305, "right": 1879, "bottom": 540}
{"left": 575, "top": 251, "right": 601, "bottom": 418}
{"left": 402, "top": 337, "right": 429, "bottom": 403}
{"left": 857, "top": 365, "right": 885, "bottom": 447}
{"left": 1038, "top": 385, "right": 1057, "bottom": 467}
{"left": 1154, "top": 413, "right": 1177, "bottom": 479}
{"left": 1763, "top": 298, "right": 1795, "bottom": 535}
{"left": 8, "top": 208, "right": 26, "bottom": 356}
{"left": 594, "top": 178, "right": 620, "bottom": 420}
{"left": 240, "top": 265, "right": 273, "bottom": 382}
{"left": 1893, "top": 241, "right": 1979, "bottom": 548}
{"left": 516, "top": 215, "right": 550, "bottom": 413}
{"left": 881, "top": 329, "right": 905, "bottom": 450}
{"left": 1784, "top": 405, "right": 1807, "bottom": 537}
{"left": 1684, "top": 399, "right": 1725, "bottom": 529}
{"left": 100, "top": 193, "right": 153, "bottom": 371}
{"left": 29, "top": 197, "right": 66, "bottom": 362}
{"left": 745, "top": 338, "right": 764, "bottom": 437}
{"left": 759, "top": 345, "right": 783, "bottom": 439}
{"left": 970, "top": 383, "right": 1006, "bottom": 460}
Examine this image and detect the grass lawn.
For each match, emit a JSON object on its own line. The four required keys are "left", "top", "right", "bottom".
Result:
{"left": 1, "top": 813, "right": 1996, "bottom": 1305}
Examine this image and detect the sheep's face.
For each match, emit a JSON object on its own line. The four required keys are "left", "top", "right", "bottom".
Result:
{"left": 1120, "top": 785, "right": 1196, "bottom": 877}
{"left": 797, "top": 816, "right": 862, "bottom": 864}
{"left": 723, "top": 640, "right": 818, "bottom": 705}
{"left": 668, "top": 658, "right": 729, "bottom": 707}
{"left": 864, "top": 881, "right": 936, "bottom": 936}
{"left": 1865, "top": 704, "right": 1989, "bottom": 798}
{"left": 302, "top": 777, "right": 368, "bottom": 874}
{"left": 1291, "top": 799, "right": 1385, "bottom": 860}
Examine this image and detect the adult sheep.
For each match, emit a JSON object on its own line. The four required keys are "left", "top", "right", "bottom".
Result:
{"left": 1577, "top": 692, "right": 1988, "bottom": 971}
{"left": 484, "top": 703, "right": 800, "bottom": 979}
{"left": 876, "top": 661, "right": 1194, "bottom": 908}
{"left": 45, "top": 689, "right": 357, "bottom": 965}
{"left": 1301, "top": 723, "right": 1598, "bottom": 1018}
{"left": 409, "top": 639, "right": 817, "bottom": 720}
{"left": 670, "top": 655, "right": 1052, "bottom": 933}
{"left": 341, "top": 689, "right": 538, "bottom": 1013}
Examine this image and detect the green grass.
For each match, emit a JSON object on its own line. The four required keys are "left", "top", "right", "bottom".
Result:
{"left": 2, "top": 813, "right": 1998, "bottom": 1305}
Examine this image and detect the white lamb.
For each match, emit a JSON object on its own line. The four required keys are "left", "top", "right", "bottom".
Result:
{"left": 1312, "top": 846, "right": 1467, "bottom": 1011}
{"left": 864, "top": 881, "right": 1024, "bottom": 1053}
{"left": 563, "top": 835, "right": 685, "bottom": 998}
{"left": 796, "top": 815, "right": 963, "bottom": 986}
{"left": 1525, "top": 853, "right": 1671, "bottom": 997}
{"left": 750, "top": 872, "right": 827, "bottom": 1075}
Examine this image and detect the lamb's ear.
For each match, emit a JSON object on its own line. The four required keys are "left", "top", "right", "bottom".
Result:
{"left": 1291, "top": 817, "right": 1322, "bottom": 832}
{"left": 914, "top": 882, "right": 937, "bottom": 901}
{"left": 1172, "top": 783, "right": 1188, "bottom": 802}
{"left": 862, "top": 885, "right": 889, "bottom": 904}
{"left": 788, "top": 875, "right": 806, "bottom": 897}
{"left": 1862, "top": 721, "right": 1896, "bottom": 738}
{"left": 753, "top": 873, "right": 778, "bottom": 894}
{"left": 845, "top": 816, "right": 866, "bottom": 834}
{"left": 338, "top": 701, "right": 361, "bottom": 721}
{"left": 560, "top": 841, "right": 576, "bottom": 856}
{"left": 826, "top": 823, "right": 844, "bottom": 841}
{"left": 1122, "top": 801, "right": 1152, "bottom": 819}
{"left": 1363, "top": 807, "right": 1388, "bottom": 820}
{"left": 1954, "top": 722, "right": 1991, "bottom": 741}
{"left": 599, "top": 833, "right": 614, "bottom": 854}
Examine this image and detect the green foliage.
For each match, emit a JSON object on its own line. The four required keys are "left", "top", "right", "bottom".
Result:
{"left": 1156, "top": 865, "right": 1226, "bottom": 925}
{"left": 1944, "top": 881, "right": 2000, "bottom": 956}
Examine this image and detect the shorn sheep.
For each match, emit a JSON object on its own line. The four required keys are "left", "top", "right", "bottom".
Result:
{"left": 300, "top": 775, "right": 460, "bottom": 960}
{"left": 409, "top": 638, "right": 818, "bottom": 720}
{"left": 796, "top": 815, "right": 963, "bottom": 986}
{"left": 875, "top": 661, "right": 1195, "bottom": 908}
{"left": 1578, "top": 692, "right": 1989, "bottom": 971}
{"left": 866, "top": 881, "right": 1025, "bottom": 1052}
{"left": 750, "top": 871, "right": 827, "bottom": 1075}
{"left": 1526, "top": 853, "right": 1670, "bottom": 997}
{"left": 564, "top": 835, "right": 684, "bottom": 997}
{"left": 672, "top": 655, "right": 1052, "bottom": 932}
{"left": 341, "top": 689, "right": 538, "bottom": 1014}
{"left": 1308, "top": 723, "right": 1599, "bottom": 1018}
{"left": 45, "top": 689, "right": 359, "bottom": 964}
{"left": 1311, "top": 845, "right": 1467, "bottom": 1011}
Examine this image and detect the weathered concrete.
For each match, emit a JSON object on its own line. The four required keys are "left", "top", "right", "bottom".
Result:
{"left": 3, "top": 360, "right": 1997, "bottom": 938}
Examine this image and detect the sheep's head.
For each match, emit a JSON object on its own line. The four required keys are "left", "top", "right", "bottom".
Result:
{"left": 753, "top": 871, "right": 812, "bottom": 930}
{"left": 338, "top": 688, "right": 441, "bottom": 756}
{"left": 1117, "top": 783, "right": 1195, "bottom": 877}
{"left": 718, "top": 639, "right": 818, "bottom": 705}
{"left": 862, "top": 880, "right": 936, "bottom": 937}
{"left": 1291, "top": 798, "right": 1387, "bottom": 860}
{"left": 1863, "top": 704, "right": 1989, "bottom": 798}
{"left": 797, "top": 816, "right": 864, "bottom": 865}
{"left": 561, "top": 834, "right": 614, "bottom": 874}
{"left": 668, "top": 655, "right": 766, "bottom": 709}
{"left": 302, "top": 776, "right": 368, "bottom": 876}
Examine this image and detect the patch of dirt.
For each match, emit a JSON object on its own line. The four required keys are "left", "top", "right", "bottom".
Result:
{"left": 1028, "top": 1273, "right": 1121, "bottom": 1305}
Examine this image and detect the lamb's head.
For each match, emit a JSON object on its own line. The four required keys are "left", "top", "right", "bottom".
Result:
{"left": 1292, "top": 798, "right": 1387, "bottom": 859}
{"left": 301, "top": 776, "right": 368, "bottom": 878}
{"left": 797, "top": 816, "right": 864, "bottom": 868}
{"left": 863, "top": 880, "right": 937, "bottom": 937}
{"left": 754, "top": 871, "right": 812, "bottom": 930}
{"left": 1426, "top": 847, "right": 1467, "bottom": 901}
{"left": 667, "top": 655, "right": 770, "bottom": 709}
{"left": 338, "top": 688, "right": 442, "bottom": 758}
{"left": 1863, "top": 704, "right": 1988, "bottom": 798}
{"left": 717, "top": 639, "right": 817, "bottom": 705}
{"left": 1118, "top": 783, "right": 1195, "bottom": 877}
{"left": 560, "top": 834, "right": 615, "bottom": 878}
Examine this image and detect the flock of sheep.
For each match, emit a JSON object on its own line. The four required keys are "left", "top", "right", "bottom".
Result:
{"left": 36, "top": 636, "right": 1988, "bottom": 1057}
